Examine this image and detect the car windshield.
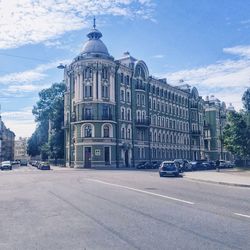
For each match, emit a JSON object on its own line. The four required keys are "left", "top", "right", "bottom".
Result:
{"left": 162, "top": 163, "right": 176, "bottom": 170}
{"left": 2, "top": 161, "right": 10, "bottom": 165}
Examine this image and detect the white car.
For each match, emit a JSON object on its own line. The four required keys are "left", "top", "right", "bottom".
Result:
{"left": 1, "top": 161, "right": 12, "bottom": 170}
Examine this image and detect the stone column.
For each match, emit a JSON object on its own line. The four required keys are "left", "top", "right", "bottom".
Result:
{"left": 110, "top": 74, "right": 115, "bottom": 102}
{"left": 93, "top": 70, "right": 97, "bottom": 100}
{"left": 98, "top": 71, "right": 102, "bottom": 100}
{"left": 80, "top": 72, "right": 83, "bottom": 101}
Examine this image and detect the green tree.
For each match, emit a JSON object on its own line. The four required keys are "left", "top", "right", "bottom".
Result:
{"left": 27, "top": 82, "right": 66, "bottom": 159}
{"left": 242, "top": 88, "right": 250, "bottom": 111}
{"left": 223, "top": 111, "right": 250, "bottom": 158}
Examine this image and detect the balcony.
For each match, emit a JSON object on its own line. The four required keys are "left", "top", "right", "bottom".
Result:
{"left": 82, "top": 115, "right": 94, "bottom": 120}
{"left": 190, "top": 104, "right": 198, "bottom": 109}
{"left": 102, "top": 114, "right": 113, "bottom": 120}
{"left": 135, "top": 118, "right": 150, "bottom": 128}
{"left": 191, "top": 130, "right": 201, "bottom": 136}
{"left": 135, "top": 84, "right": 146, "bottom": 91}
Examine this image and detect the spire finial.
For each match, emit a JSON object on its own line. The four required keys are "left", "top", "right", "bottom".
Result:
{"left": 93, "top": 16, "right": 96, "bottom": 29}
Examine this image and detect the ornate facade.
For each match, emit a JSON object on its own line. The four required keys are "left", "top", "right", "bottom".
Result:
{"left": 63, "top": 22, "right": 205, "bottom": 168}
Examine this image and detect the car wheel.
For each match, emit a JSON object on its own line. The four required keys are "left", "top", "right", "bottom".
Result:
{"left": 159, "top": 173, "right": 163, "bottom": 177}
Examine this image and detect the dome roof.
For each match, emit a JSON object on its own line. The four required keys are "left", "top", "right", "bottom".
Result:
{"left": 81, "top": 36, "right": 109, "bottom": 56}
{"left": 73, "top": 18, "right": 113, "bottom": 62}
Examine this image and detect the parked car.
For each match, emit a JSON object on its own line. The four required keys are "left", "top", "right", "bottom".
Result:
{"left": 1, "top": 161, "right": 12, "bottom": 170}
{"left": 174, "top": 159, "right": 191, "bottom": 172}
{"left": 38, "top": 162, "right": 50, "bottom": 170}
{"left": 208, "top": 161, "right": 216, "bottom": 169}
{"left": 20, "top": 159, "right": 28, "bottom": 166}
{"left": 33, "top": 161, "right": 40, "bottom": 168}
{"left": 219, "top": 160, "right": 227, "bottom": 168}
{"left": 189, "top": 161, "right": 203, "bottom": 171}
{"left": 136, "top": 161, "right": 147, "bottom": 169}
{"left": 151, "top": 161, "right": 160, "bottom": 169}
{"left": 226, "top": 161, "right": 235, "bottom": 168}
{"left": 11, "top": 160, "right": 19, "bottom": 166}
{"left": 159, "top": 161, "right": 180, "bottom": 177}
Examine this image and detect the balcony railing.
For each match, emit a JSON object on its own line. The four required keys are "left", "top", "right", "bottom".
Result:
{"left": 135, "top": 118, "right": 150, "bottom": 127}
{"left": 102, "top": 114, "right": 113, "bottom": 120}
{"left": 191, "top": 130, "right": 201, "bottom": 136}
{"left": 190, "top": 104, "right": 198, "bottom": 109}
{"left": 82, "top": 115, "right": 94, "bottom": 120}
{"left": 135, "top": 84, "right": 146, "bottom": 91}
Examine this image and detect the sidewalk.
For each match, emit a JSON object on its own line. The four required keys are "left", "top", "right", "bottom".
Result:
{"left": 183, "top": 169, "right": 250, "bottom": 188}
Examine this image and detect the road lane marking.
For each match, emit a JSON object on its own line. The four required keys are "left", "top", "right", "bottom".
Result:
{"left": 87, "top": 178, "right": 195, "bottom": 205}
{"left": 234, "top": 213, "right": 250, "bottom": 219}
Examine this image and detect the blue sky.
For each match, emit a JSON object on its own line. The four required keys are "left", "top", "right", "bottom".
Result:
{"left": 0, "top": 0, "right": 250, "bottom": 137}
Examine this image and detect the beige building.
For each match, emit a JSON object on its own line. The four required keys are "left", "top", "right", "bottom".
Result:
{"left": 14, "top": 137, "right": 28, "bottom": 160}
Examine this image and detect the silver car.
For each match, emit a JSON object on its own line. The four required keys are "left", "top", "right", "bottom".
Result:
{"left": 159, "top": 161, "right": 180, "bottom": 177}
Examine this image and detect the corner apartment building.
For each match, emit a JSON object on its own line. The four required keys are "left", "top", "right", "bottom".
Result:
{"left": 63, "top": 22, "right": 205, "bottom": 168}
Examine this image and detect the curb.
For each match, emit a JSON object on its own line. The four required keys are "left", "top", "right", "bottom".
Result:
{"left": 183, "top": 176, "right": 250, "bottom": 188}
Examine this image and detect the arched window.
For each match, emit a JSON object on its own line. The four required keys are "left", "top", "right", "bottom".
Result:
{"left": 85, "top": 67, "right": 92, "bottom": 79}
{"left": 127, "top": 109, "right": 131, "bottom": 121}
{"left": 103, "top": 125, "right": 110, "bottom": 138}
{"left": 121, "top": 127, "right": 125, "bottom": 139}
{"left": 102, "top": 67, "right": 108, "bottom": 79}
{"left": 84, "top": 125, "right": 92, "bottom": 137}
{"left": 127, "top": 128, "right": 131, "bottom": 139}
{"left": 102, "top": 82, "right": 109, "bottom": 98}
{"left": 84, "top": 82, "right": 92, "bottom": 98}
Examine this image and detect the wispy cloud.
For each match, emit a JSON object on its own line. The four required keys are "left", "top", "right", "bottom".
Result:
{"left": 0, "top": 59, "right": 69, "bottom": 84}
{"left": 153, "top": 54, "right": 165, "bottom": 59}
{"left": 5, "top": 84, "right": 51, "bottom": 93}
{"left": 166, "top": 45, "right": 250, "bottom": 110}
{"left": 0, "top": 0, "right": 155, "bottom": 49}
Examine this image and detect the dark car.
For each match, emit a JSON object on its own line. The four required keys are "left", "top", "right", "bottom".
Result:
{"left": 1, "top": 161, "right": 12, "bottom": 170}
{"left": 174, "top": 159, "right": 191, "bottom": 172}
{"left": 208, "top": 161, "right": 216, "bottom": 169}
{"left": 38, "top": 162, "right": 51, "bottom": 170}
{"left": 136, "top": 161, "right": 147, "bottom": 169}
{"left": 159, "top": 161, "right": 180, "bottom": 177}
{"left": 151, "top": 161, "right": 160, "bottom": 169}
{"left": 189, "top": 161, "right": 203, "bottom": 171}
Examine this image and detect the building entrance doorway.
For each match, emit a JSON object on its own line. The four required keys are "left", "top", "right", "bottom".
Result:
{"left": 125, "top": 150, "right": 129, "bottom": 167}
{"left": 104, "top": 147, "right": 110, "bottom": 165}
{"left": 84, "top": 147, "right": 92, "bottom": 168}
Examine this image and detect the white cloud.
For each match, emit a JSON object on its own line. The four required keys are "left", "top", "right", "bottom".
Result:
{"left": 153, "top": 54, "right": 165, "bottom": 59}
{"left": 223, "top": 45, "right": 250, "bottom": 58}
{"left": 6, "top": 84, "right": 51, "bottom": 93}
{"left": 166, "top": 45, "right": 250, "bottom": 111}
{"left": 0, "top": 0, "right": 154, "bottom": 49}
{"left": 0, "top": 59, "right": 70, "bottom": 84}
{"left": 1, "top": 107, "right": 35, "bottom": 137}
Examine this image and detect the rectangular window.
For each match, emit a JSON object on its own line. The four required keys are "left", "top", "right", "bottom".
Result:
{"left": 120, "top": 90, "right": 125, "bottom": 101}
{"left": 84, "top": 85, "right": 92, "bottom": 97}
{"left": 137, "top": 94, "right": 140, "bottom": 105}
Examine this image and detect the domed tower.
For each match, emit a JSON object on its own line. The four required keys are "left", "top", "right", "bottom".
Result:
{"left": 64, "top": 19, "right": 116, "bottom": 168}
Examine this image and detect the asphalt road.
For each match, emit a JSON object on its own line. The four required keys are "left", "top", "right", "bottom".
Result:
{"left": 0, "top": 165, "right": 249, "bottom": 250}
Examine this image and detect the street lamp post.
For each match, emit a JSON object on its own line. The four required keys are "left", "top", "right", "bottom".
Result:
{"left": 57, "top": 64, "right": 72, "bottom": 167}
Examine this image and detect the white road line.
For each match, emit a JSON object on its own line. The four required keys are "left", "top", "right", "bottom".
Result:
{"left": 234, "top": 213, "right": 250, "bottom": 219}
{"left": 87, "top": 178, "right": 195, "bottom": 205}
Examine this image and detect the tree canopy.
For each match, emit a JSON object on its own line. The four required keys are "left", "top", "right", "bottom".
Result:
{"left": 242, "top": 88, "right": 250, "bottom": 112}
{"left": 223, "top": 111, "right": 250, "bottom": 158}
{"left": 27, "top": 82, "right": 66, "bottom": 159}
